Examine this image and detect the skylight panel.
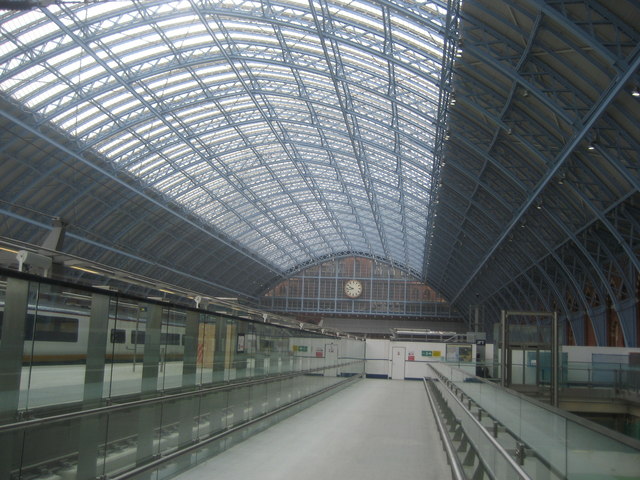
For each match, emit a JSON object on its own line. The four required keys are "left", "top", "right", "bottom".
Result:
{"left": 141, "top": 123, "right": 172, "bottom": 141}
{"left": 102, "top": 25, "right": 155, "bottom": 50}
{"left": 110, "top": 97, "right": 143, "bottom": 117}
{"left": 334, "top": 8, "right": 381, "bottom": 35}
{"left": 69, "top": 110, "right": 111, "bottom": 137}
{"left": 105, "top": 136, "right": 137, "bottom": 158}
{"left": 171, "top": 32, "right": 216, "bottom": 50}
{"left": 120, "top": 43, "right": 172, "bottom": 65}
{"left": 81, "top": 1, "right": 125, "bottom": 20}
{"left": 130, "top": 157, "right": 165, "bottom": 177}
{"left": 155, "top": 174, "right": 188, "bottom": 192}
{"left": 1, "top": 8, "right": 43, "bottom": 33}
{"left": 14, "top": 20, "right": 56, "bottom": 49}
{"left": 24, "top": 82, "right": 66, "bottom": 110}
{"left": 163, "top": 21, "right": 208, "bottom": 39}
{"left": 392, "top": 14, "right": 444, "bottom": 46}
{"left": 146, "top": 70, "right": 191, "bottom": 90}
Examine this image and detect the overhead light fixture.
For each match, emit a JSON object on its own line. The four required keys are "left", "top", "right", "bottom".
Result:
{"left": 70, "top": 265, "right": 101, "bottom": 275}
{"left": 557, "top": 172, "right": 566, "bottom": 185}
{"left": 632, "top": 86, "right": 640, "bottom": 97}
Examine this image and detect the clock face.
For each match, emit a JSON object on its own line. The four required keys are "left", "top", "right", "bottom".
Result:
{"left": 344, "top": 279, "right": 363, "bottom": 298}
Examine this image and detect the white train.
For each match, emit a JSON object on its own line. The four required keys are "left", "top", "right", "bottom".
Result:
{"left": 0, "top": 301, "right": 188, "bottom": 364}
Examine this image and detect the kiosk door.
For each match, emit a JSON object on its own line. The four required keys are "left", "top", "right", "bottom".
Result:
{"left": 391, "top": 347, "right": 406, "bottom": 380}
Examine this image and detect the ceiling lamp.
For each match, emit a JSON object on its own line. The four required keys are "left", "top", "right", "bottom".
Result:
{"left": 557, "top": 172, "right": 566, "bottom": 185}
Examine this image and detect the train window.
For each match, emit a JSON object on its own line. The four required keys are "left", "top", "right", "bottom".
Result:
{"left": 131, "top": 330, "right": 145, "bottom": 345}
{"left": 110, "top": 329, "right": 126, "bottom": 344}
{"left": 24, "top": 314, "right": 79, "bottom": 342}
{"left": 161, "top": 332, "right": 180, "bottom": 345}
{"left": 129, "top": 330, "right": 180, "bottom": 345}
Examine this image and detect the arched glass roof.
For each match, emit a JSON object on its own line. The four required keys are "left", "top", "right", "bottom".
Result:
{"left": 0, "top": 0, "right": 451, "bottom": 276}
{"left": 1, "top": 0, "right": 639, "bottom": 345}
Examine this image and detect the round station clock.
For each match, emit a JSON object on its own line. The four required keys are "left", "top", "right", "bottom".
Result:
{"left": 344, "top": 279, "right": 363, "bottom": 298}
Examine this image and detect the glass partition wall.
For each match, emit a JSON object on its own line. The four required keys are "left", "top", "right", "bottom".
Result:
{"left": 0, "top": 271, "right": 365, "bottom": 480}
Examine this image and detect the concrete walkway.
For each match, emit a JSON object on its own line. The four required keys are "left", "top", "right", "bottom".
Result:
{"left": 174, "top": 379, "right": 452, "bottom": 480}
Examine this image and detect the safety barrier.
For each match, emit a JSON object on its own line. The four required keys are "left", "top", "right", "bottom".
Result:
{"left": 425, "top": 367, "right": 532, "bottom": 479}
{"left": 427, "top": 363, "right": 640, "bottom": 479}
{"left": 0, "top": 368, "right": 362, "bottom": 480}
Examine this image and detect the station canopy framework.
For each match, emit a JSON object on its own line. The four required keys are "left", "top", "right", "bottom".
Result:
{"left": 0, "top": 0, "right": 638, "bottom": 346}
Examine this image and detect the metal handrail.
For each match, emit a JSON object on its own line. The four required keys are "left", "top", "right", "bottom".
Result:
{"left": 428, "top": 364, "right": 532, "bottom": 480}
{"left": 436, "top": 362, "right": 640, "bottom": 451}
{"left": 422, "top": 377, "right": 467, "bottom": 480}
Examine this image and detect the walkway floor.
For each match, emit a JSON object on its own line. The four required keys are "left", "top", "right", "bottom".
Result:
{"left": 174, "top": 378, "right": 452, "bottom": 480}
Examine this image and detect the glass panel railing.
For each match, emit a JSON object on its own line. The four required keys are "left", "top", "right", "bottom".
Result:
{"left": 0, "top": 270, "right": 366, "bottom": 479}
{"left": 431, "top": 363, "right": 640, "bottom": 479}
{"left": 561, "top": 361, "right": 640, "bottom": 392}
{"left": 566, "top": 419, "right": 640, "bottom": 479}
{"left": 425, "top": 372, "right": 531, "bottom": 479}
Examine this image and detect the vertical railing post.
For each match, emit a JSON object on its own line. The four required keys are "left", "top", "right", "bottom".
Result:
{"left": 500, "top": 310, "right": 507, "bottom": 387}
{"left": 551, "top": 311, "right": 559, "bottom": 407}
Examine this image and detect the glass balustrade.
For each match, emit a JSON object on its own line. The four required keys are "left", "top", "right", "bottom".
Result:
{"left": 431, "top": 363, "right": 640, "bottom": 480}
{"left": 0, "top": 271, "right": 365, "bottom": 480}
